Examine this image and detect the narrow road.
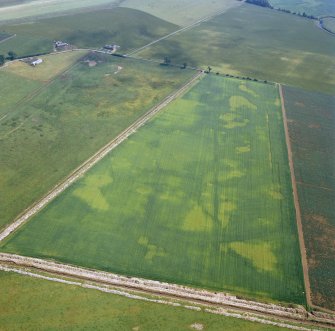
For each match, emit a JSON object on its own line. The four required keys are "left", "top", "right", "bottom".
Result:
{"left": 0, "top": 71, "right": 204, "bottom": 242}
{"left": 125, "top": 4, "right": 242, "bottom": 57}
{"left": 0, "top": 253, "right": 334, "bottom": 330}
{"left": 279, "top": 84, "right": 312, "bottom": 308}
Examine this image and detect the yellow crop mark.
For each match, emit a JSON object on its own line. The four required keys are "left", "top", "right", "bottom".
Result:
{"left": 229, "top": 96, "right": 257, "bottom": 112}
{"left": 73, "top": 173, "right": 113, "bottom": 211}
{"left": 183, "top": 205, "right": 213, "bottom": 232}
{"left": 219, "top": 201, "right": 237, "bottom": 228}
{"left": 268, "top": 190, "right": 284, "bottom": 200}
{"left": 229, "top": 241, "right": 278, "bottom": 273}
{"left": 239, "top": 84, "right": 259, "bottom": 98}
{"left": 221, "top": 112, "right": 249, "bottom": 129}
{"left": 236, "top": 145, "right": 251, "bottom": 153}
{"left": 138, "top": 236, "right": 166, "bottom": 262}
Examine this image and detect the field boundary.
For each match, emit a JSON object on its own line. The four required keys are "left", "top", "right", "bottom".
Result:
{"left": 1, "top": 253, "right": 334, "bottom": 330}
{"left": 0, "top": 71, "right": 204, "bottom": 241}
{"left": 278, "top": 84, "right": 311, "bottom": 307}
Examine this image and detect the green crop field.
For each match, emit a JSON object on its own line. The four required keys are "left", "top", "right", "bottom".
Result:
{"left": 0, "top": 271, "right": 289, "bottom": 331}
{"left": 269, "top": 0, "right": 335, "bottom": 17}
{"left": 0, "top": 52, "right": 193, "bottom": 230}
{"left": 137, "top": 4, "right": 335, "bottom": 94}
{"left": 283, "top": 86, "right": 335, "bottom": 311}
{"left": 121, "top": 0, "right": 240, "bottom": 26}
{"left": 0, "top": 7, "right": 177, "bottom": 57}
{"left": 1, "top": 75, "right": 305, "bottom": 305}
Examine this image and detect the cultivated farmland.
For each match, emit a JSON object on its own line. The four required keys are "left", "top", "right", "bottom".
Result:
{"left": 0, "top": 52, "right": 193, "bottom": 229}
{"left": 137, "top": 4, "right": 335, "bottom": 94}
{"left": 0, "top": 7, "right": 177, "bottom": 57}
{"left": 283, "top": 86, "right": 335, "bottom": 311}
{"left": 1, "top": 75, "right": 305, "bottom": 304}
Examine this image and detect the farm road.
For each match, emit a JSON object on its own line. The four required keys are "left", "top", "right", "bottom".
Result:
{"left": 1, "top": 253, "right": 334, "bottom": 330}
{"left": 279, "top": 84, "right": 311, "bottom": 308}
{"left": 125, "top": 2, "right": 243, "bottom": 57}
{"left": 0, "top": 71, "right": 204, "bottom": 242}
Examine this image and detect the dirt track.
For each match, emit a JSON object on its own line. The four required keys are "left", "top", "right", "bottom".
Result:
{"left": 279, "top": 84, "right": 312, "bottom": 307}
{"left": 0, "top": 71, "right": 203, "bottom": 242}
{"left": 1, "top": 253, "right": 334, "bottom": 330}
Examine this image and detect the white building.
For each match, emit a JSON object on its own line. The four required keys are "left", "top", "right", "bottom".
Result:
{"left": 31, "top": 58, "right": 43, "bottom": 66}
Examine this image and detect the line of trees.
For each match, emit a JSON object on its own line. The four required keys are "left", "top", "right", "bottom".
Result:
{"left": 0, "top": 51, "right": 17, "bottom": 66}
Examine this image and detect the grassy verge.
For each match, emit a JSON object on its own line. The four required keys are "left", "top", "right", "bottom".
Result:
{"left": 0, "top": 270, "right": 290, "bottom": 331}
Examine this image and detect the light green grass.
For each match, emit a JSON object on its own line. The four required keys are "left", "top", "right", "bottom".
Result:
{"left": 269, "top": 0, "right": 335, "bottom": 16}
{"left": 0, "top": 53, "right": 193, "bottom": 230}
{"left": 0, "top": 271, "right": 289, "bottom": 331}
{"left": 0, "top": 0, "right": 121, "bottom": 22}
{"left": 321, "top": 17, "right": 335, "bottom": 33}
{"left": 3, "top": 50, "right": 86, "bottom": 81}
{"left": 0, "top": 7, "right": 177, "bottom": 57}
{"left": 1, "top": 75, "right": 305, "bottom": 305}
{"left": 137, "top": 4, "right": 335, "bottom": 94}
{"left": 121, "top": 0, "right": 240, "bottom": 26}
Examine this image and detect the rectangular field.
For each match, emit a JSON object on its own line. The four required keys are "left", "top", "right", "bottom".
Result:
{"left": 283, "top": 86, "right": 335, "bottom": 311}
{"left": 137, "top": 4, "right": 335, "bottom": 94}
{"left": 0, "top": 52, "right": 193, "bottom": 229}
{"left": 0, "top": 75, "right": 305, "bottom": 304}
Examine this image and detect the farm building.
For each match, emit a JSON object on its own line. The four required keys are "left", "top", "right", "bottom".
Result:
{"left": 103, "top": 44, "right": 120, "bottom": 51}
{"left": 54, "top": 40, "right": 69, "bottom": 48}
{"left": 31, "top": 58, "right": 43, "bottom": 66}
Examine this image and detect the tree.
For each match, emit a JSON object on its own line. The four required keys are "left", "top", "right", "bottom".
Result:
{"left": 207, "top": 66, "right": 212, "bottom": 73}
{"left": 182, "top": 62, "right": 187, "bottom": 69}
{"left": 163, "top": 56, "right": 171, "bottom": 65}
{"left": 0, "top": 55, "right": 4, "bottom": 66}
{"left": 7, "top": 51, "right": 17, "bottom": 60}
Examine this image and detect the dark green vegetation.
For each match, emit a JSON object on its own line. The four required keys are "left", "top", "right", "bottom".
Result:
{"left": 283, "top": 86, "right": 335, "bottom": 311}
{"left": 1, "top": 75, "right": 305, "bottom": 305}
{"left": 0, "top": 7, "right": 177, "bottom": 57}
{"left": 0, "top": 271, "right": 288, "bottom": 331}
{"left": 269, "top": 0, "right": 335, "bottom": 17}
{"left": 246, "top": 0, "right": 272, "bottom": 8}
{"left": 137, "top": 4, "right": 335, "bottom": 94}
{"left": 0, "top": 53, "right": 193, "bottom": 230}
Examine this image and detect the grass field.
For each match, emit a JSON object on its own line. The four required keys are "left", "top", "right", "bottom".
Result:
{"left": 1, "top": 75, "right": 305, "bottom": 304}
{"left": 137, "top": 4, "right": 335, "bottom": 94}
{"left": 0, "top": 7, "right": 177, "bottom": 57}
{"left": 121, "top": 0, "right": 240, "bottom": 26}
{"left": 0, "top": 52, "right": 193, "bottom": 230}
{"left": 269, "top": 0, "right": 335, "bottom": 17}
{"left": 283, "top": 86, "right": 335, "bottom": 311}
{"left": 0, "top": 0, "right": 121, "bottom": 22}
{"left": 0, "top": 271, "right": 289, "bottom": 331}
{"left": 321, "top": 17, "right": 335, "bottom": 34}
{"left": 3, "top": 50, "right": 86, "bottom": 81}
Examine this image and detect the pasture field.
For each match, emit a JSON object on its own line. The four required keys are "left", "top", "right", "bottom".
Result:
{"left": 0, "top": 7, "right": 177, "bottom": 57}
{"left": 137, "top": 4, "right": 335, "bottom": 94}
{"left": 0, "top": 271, "right": 288, "bottom": 331}
{"left": 121, "top": 0, "right": 240, "bottom": 26}
{"left": 1, "top": 75, "right": 305, "bottom": 304}
{"left": 0, "top": 52, "right": 193, "bottom": 230}
{"left": 0, "top": 0, "right": 121, "bottom": 23}
{"left": 269, "top": 0, "right": 335, "bottom": 17}
{"left": 3, "top": 50, "right": 86, "bottom": 81}
{"left": 321, "top": 17, "right": 335, "bottom": 34}
{"left": 283, "top": 86, "right": 335, "bottom": 311}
